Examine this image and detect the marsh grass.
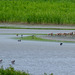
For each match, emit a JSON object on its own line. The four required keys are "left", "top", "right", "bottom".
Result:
{"left": 0, "top": 0, "right": 75, "bottom": 24}
{"left": 15, "top": 35, "right": 75, "bottom": 43}
{"left": 16, "top": 35, "right": 48, "bottom": 41}
{"left": 0, "top": 26, "right": 75, "bottom": 30}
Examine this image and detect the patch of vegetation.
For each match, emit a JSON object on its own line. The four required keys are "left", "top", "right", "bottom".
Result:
{"left": 0, "top": 66, "right": 53, "bottom": 75}
{"left": 0, "top": 0, "right": 75, "bottom": 25}
{"left": 0, "top": 26, "right": 75, "bottom": 30}
{"left": 15, "top": 35, "right": 48, "bottom": 41}
{"left": 0, "top": 66, "right": 29, "bottom": 75}
{"left": 15, "top": 35, "right": 75, "bottom": 43}
{"left": 0, "top": 26, "right": 21, "bottom": 29}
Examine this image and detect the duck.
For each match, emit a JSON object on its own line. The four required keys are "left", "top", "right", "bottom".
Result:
{"left": 11, "top": 60, "right": 15, "bottom": 64}
{"left": 18, "top": 39, "right": 21, "bottom": 42}
{"left": 60, "top": 43, "right": 63, "bottom": 45}
{"left": 0, "top": 59, "right": 2, "bottom": 63}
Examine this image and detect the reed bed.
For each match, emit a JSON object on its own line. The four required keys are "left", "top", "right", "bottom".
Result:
{"left": 0, "top": 0, "right": 75, "bottom": 24}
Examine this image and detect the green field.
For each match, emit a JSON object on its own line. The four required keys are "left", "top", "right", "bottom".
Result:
{"left": 0, "top": 0, "right": 75, "bottom": 25}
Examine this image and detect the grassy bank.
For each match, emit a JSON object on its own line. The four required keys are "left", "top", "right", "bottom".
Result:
{"left": 0, "top": 66, "right": 29, "bottom": 75}
{"left": 0, "top": 26, "right": 75, "bottom": 30}
{"left": 0, "top": 66, "right": 53, "bottom": 75}
{"left": 0, "top": 0, "right": 75, "bottom": 25}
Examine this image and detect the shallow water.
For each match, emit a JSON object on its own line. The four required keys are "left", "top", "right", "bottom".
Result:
{"left": 0, "top": 29, "right": 75, "bottom": 34}
{"left": 0, "top": 35, "right": 75, "bottom": 75}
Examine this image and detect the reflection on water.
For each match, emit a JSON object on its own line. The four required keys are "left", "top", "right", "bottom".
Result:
{"left": 0, "top": 35, "right": 75, "bottom": 75}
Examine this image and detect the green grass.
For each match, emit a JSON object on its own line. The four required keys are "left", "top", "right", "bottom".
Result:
{"left": 0, "top": 26, "right": 75, "bottom": 30}
{"left": 0, "top": 0, "right": 75, "bottom": 25}
{"left": 0, "top": 66, "right": 29, "bottom": 75}
{"left": 15, "top": 35, "right": 48, "bottom": 41}
{"left": 0, "top": 66, "right": 53, "bottom": 75}
{"left": 0, "top": 26, "right": 21, "bottom": 29}
{"left": 15, "top": 35, "right": 75, "bottom": 43}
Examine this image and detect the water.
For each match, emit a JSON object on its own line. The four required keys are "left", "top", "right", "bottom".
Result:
{"left": 0, "top": 29, "right": 75, "bottom": 34}
{"left": 0, "top": 35, "right": 75, "bottom": 75}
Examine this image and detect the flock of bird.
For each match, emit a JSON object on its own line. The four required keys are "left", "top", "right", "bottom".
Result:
{"left": 16, "top": 34, "right": 63, "bottom": 45}
{"left": 16, "top": 34, "right": 23, "bottom": 42}
{"left": 0, "top": 34, "right": 63, "bottom": 66}
{"left": 0, "top": 59, "right": 15, "bottom": 64}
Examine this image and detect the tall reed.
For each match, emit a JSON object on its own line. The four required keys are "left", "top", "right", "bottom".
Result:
{"left": 0, "top": 0, "right": 75, "bottom": 24}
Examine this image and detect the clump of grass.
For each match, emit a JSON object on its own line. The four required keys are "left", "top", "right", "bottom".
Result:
{"left": 0, "top": 0, "right": 75, "bottom": 25}
{"left": 15, "top": 35, "right": 57, "bottom": 42}
{"left": 0, "top": 66, "right": 29, "bottom": 75}
{"left": 1, "top": 26, "right": 75, "bottom": 30}
{"left": 15, "top": 35, "right": 75, "bottom": 43}
{"left": 44, "top": 73, "right": 53, "bottom": 75}
{"left": 0, "top": 66, "right": 53, "bottom": 75}
{"left": 17, "top": 35, "right": 48, "bottom": 41}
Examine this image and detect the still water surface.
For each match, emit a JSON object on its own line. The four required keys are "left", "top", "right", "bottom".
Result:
{"left": 0, "top": 35, "right": 75, "bottom": 75}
